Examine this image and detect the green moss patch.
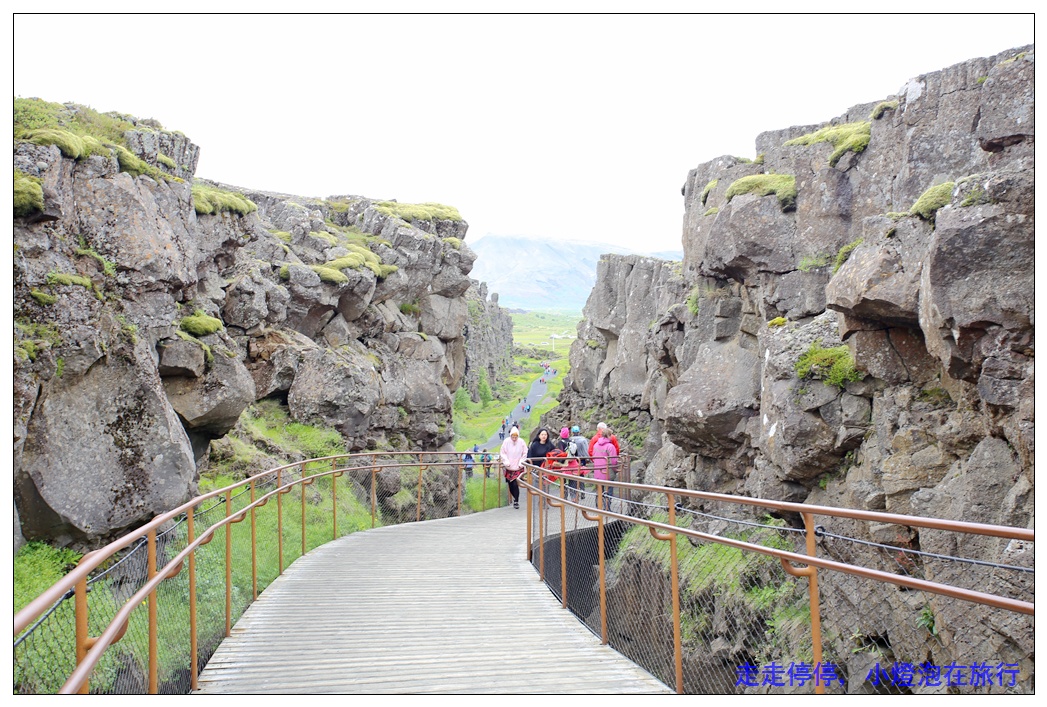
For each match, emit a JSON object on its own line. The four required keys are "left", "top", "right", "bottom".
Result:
{"left": 909, "top": 182, "right": 955, "bottom": 221}
{"left": 192, "top": 184, "right": 257, "bottom": 216}
{"left": 724, "top": 174, "right": 797, "bottom": 211}
{"left": 700, "top": 179, "right": 718, "bottom": 206}
{"left": 831, "top": 238, "right": 863, "bottom": 274}
{"left": 374, "top": 201, "right": 463, "bottom": 222}
{"left": 179, "top": 310, "right": 224, "bottom": 337}
{"left": 685, "top": 286, "right": 701, "bottom": 315}
{"left": 175, "top": 329, "right": 213, "bottom": 364}
{"left": 784, "top": 121, "right": 871, "bottom": 167}
{"left": 795, "top": 342, "right": 863, "bottom": 388}
{"left": 30, "top": 289, "right": 57, "bottom": 306}
{"left": 768, "top": 317, "right": 787, "bottom": 328}
{"left": 703, "top": 207, "right": 719, "bottom": 217}
{"left": 157, "top": 153, "right": 176, "bottom": 169}
{"left": 75, "top": 240, "right": 117, "bottom": 277}
{"left": 46, "top": 271, "right": 93, "bottom": 289}
{"left": 798, "top": 254, "right": 830, "bottom": 272}
{"left": 869, "top": 100, "right": 899, "bottom": 120}
{"left": 442, "top": 237, "right": 463, "bottom": 250}
{"left": 14, "top": 170, "right": 44, "bottom": 217}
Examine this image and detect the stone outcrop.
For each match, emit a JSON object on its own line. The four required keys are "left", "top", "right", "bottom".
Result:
{"left": 552, "top": 47, "right": 1034, "bottom": 687}
{"left": 13, "top": 105, "right": 510, "bottom": 550}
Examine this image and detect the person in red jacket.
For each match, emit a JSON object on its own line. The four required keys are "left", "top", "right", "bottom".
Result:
{"left": 588, "top": 421, "right": 620, "bottom": 457}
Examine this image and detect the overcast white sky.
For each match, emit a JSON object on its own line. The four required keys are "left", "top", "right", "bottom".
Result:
{"left": 11, "top": 12, "right": 1035, "bottom": 253}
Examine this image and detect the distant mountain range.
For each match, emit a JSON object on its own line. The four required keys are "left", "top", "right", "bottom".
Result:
{"left": 467, "top": 234, "right": 682, "bottom": 312}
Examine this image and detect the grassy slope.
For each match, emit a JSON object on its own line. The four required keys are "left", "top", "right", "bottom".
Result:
{"left": 452, "top": 311, "right": 579, "bottom": 450}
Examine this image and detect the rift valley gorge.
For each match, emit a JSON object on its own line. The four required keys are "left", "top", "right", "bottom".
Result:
{"left": 13, "top": 46, "right": 1034, "bottom": 692}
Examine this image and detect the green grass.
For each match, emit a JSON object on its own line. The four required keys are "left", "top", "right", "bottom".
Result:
{"left": 784, "top": 121, "right": 871, "bottom": 167}
{"left": 794, "top": 342, "right": 863, "bottom": 388}
{"left": 192, "top": 183, "right": 257, "bottom": 216}
{"left": 724, "top": 174, "right": 797, "bottom": 211}
{"left": 374, "top": 201, "right": 463, "bottom": 222}
{"left": 798, "top": 254, "right": 831, "bottom": 272}
{"left": 685, "top": 286, "right": 701, "bottom": 315}
{"left": 510, "top": 311, "right": 580, "bottom": 362}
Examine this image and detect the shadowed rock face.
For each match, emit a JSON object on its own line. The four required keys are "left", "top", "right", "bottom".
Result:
{"left": 549, "top": 46, "right": 1034, "bottom": 688}
{"left": 13, "top": 113, "right": 511, "bottom": 550}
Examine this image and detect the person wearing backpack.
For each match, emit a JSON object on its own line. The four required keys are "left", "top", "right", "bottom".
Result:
{"left": 568, "top": 425, "right": 591, "bottom": 499}
{"left": 481, "top": 448, "right": 492, "bottom": 478}
{"left": 462, "top": 447, "right": 476, "bottom": 480}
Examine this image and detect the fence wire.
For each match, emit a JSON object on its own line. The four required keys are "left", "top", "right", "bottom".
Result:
{"left": 527, "top": 476, "right": 1033, "bottom": 695}
{"left": 14, "top": 453, "right": 503, "bottom": 695}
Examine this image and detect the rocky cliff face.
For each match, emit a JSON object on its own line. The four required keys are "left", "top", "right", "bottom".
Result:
{"left": 13, "top": 106, "right": 511, "bottom": 549}
{"left": 559, "top": 45, "right": 1033, "bottom": 523}
{"left": 554, "top": 45, "right": 1034, "bottom": 689}
{"left": 460, "top": 281, "right": 514, "bottom": 403}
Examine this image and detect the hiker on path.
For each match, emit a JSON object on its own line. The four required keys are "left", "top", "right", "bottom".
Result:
{"left": 588, "top": 421, "right": 621, "bottom": 457}
{"left": 527, "top": 427, "right": 557, "bottom": 466}
{"left": 592, "top": 427, "right": 619, "bottom": 506}
{"left": 499, "top": 427, "right": 527, "bottom": 509}
{"left": 481, "top": 448, "right": 492, "bottom": 478}
{"left": 462, "top": 447, "right": 476, "bottom": 479}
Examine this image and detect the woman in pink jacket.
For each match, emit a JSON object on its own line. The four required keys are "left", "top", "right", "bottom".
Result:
{"left": 499, "top": 426, "right": 528, "bottom": 509}
{"left": 591, "top": 427, "right": 619, "bottom": 507}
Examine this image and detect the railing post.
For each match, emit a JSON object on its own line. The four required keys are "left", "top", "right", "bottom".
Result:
{"left": 803, "top": 511, "right": 825, "bottom": 695}
{"left": 526, "top": 467, "right": 532, "bottom": 561}
{"left": 332, "top": 458, "right": 339, "bottom": 540}
{"left": 668, "top": 494, "right": 683, "bottom": 695}
{"left": 277, "top": 468, "right": 284, "bottom": 574}
{"left": 559, "top": 475, "right": 567, "bottom": 609}
{"left": 250, "top": 480, "right": 257, "bottom": 601}
{"left": 417, "top": 465, "right": 425, "bottom": 522}
{"left": 74, "top": 555, "right": 92, "bottom": 694}
{"left": 371, "top": 466, "right": 377, "bottom": 529}
{"left": 538, "top": 470, "right": 546, "bottom": 581}
{"left": 188, "top": 507, "right": 198, "bottom": 691}
{"left": 482, "top": 458, "right": 487, "bottom": 510}
{"left": 597, "top": 492, "right": 607, "bottom": 645}
{"left": 148, "top": 528, "right": 158, "bottom": 694}
{"left": 225, "top": 491, "right": 232, "bottom": 639}
{"left": 457, "top": 458, "right": 463, "bottom": 517}
{"left": 301, "top": 462, "right": 307, "bottom": 557}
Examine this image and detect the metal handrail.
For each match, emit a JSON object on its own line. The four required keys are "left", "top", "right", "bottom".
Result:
{"left": 14, "top": 450, "right": 503, "bottom": 695}
{"left": 521, "top": 465, "right": 1034, "bottom": 695}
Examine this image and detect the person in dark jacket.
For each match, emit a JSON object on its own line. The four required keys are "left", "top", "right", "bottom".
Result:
{"left": 527, "top": 427, "right": 557, "bottom": 466}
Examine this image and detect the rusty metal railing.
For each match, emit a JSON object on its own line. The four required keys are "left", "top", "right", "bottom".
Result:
{"left": 522, "top": 465, "right": 1033, "bottom": 695}
{"left": 13, "top": 451, "right": 503, "bottom": 695}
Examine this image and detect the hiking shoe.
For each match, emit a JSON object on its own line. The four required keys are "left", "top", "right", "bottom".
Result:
{"left": 514, "top": 502, "right": 520, "bottom": 509}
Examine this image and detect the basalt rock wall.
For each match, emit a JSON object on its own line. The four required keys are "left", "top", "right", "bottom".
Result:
{"left": 554, "top": 47, "right": 1034, "bottom": 685}
{"left": 13, "top": 107, "right": 510, "bottom": 550}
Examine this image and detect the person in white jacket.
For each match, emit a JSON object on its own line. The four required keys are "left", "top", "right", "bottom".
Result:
{"left": 499, "top": 426, "right": 528, "bottom": 509}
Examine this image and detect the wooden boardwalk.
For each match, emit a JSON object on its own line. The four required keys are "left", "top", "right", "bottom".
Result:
{"left": 195, "top": 503, "right": 669, "bottom": 694}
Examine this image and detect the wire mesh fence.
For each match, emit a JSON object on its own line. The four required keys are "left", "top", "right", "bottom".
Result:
{"left": 525, "top": 469, "right": 1034, "bottom": 695}
{"left": 14, "top": 452, "right": 505, "bottom": 695}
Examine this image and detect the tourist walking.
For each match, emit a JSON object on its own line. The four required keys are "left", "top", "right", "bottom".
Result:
{"left": 588, "top": 421, "right": 621, "bottom": 457}
{"left": 462, "top": 447, "right": 476, "bottom": 480}
{"left": 481, "top": 448, "right": 492, "bottom": 478}
{"left": 527, "top": 427, "right": 557, "bottom": 466}
{"left": 499, "top": 427, "right": 528, "bottom": 509}
{"left": 592, "top": 427, "right": 619, "bottom": 508}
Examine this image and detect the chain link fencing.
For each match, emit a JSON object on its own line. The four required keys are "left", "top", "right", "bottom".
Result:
{"left": 525, "top": 468, "right": 1033, "bottom": 695}
{"left": 14, "top": 452, "right": 505, "bottom": 695}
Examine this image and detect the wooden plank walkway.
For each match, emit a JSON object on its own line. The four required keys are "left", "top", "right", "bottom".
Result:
{"left": 195, "top": 503, "right": 669, "bottom": 694}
